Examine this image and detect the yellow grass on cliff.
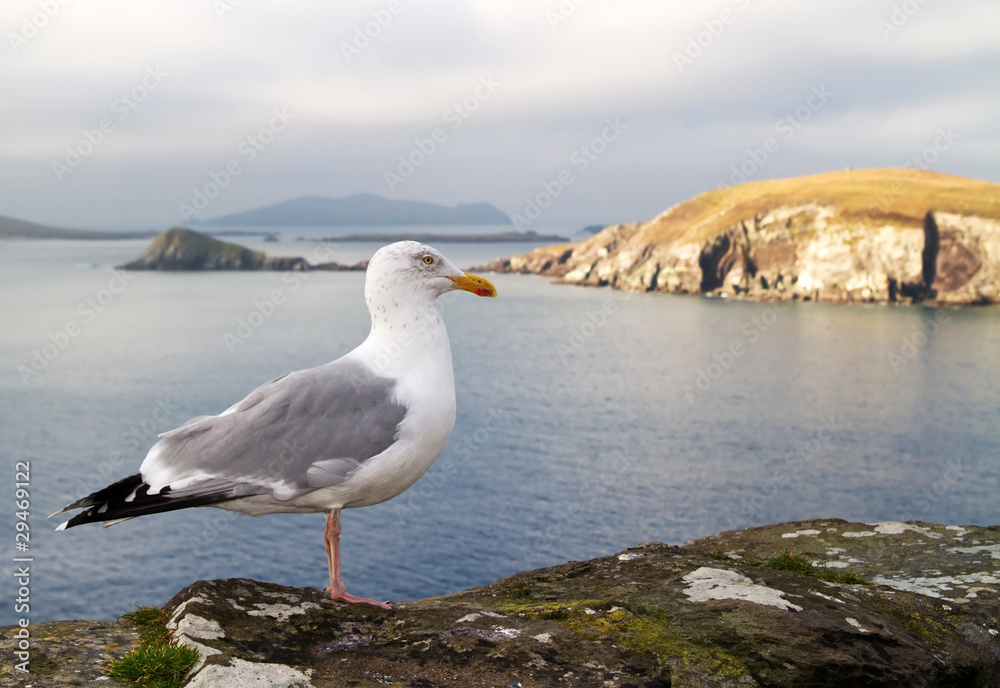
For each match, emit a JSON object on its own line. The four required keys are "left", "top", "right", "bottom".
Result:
{"left": 530, "top": 168, "right": 1000, "bottom": 261}
{"left": 655, "top": 168, "right": 1000, "bottom": 245}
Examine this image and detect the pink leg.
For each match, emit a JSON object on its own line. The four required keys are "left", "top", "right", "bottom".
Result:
{"left": 323, "top": 508, "right": 391, "bottom": 609}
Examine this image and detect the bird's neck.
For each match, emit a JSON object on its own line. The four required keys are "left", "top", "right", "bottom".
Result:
{"left": 358, "top": 298, "right": 453, "bottom": 376}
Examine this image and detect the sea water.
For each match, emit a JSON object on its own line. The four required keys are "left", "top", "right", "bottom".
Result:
{"left": 0, "top": 235, "right": 998, "bottom": 624}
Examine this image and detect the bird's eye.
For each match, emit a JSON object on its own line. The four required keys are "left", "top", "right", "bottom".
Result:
{"left": 422, "top": 256, "right": 434, "bottom": 265}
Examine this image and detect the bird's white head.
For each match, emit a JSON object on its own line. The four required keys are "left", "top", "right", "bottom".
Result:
{"left": 365, "top": 241, "right": 497, "bottom": 318}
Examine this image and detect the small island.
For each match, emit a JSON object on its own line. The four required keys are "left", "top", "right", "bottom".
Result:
{"left": 117, "top": 228, "right": 365, "bottom": 271}
{"left": 116, "top": 227, "right": 569, "bottom": 273}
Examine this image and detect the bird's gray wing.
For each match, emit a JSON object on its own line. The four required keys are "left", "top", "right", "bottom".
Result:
{"left": 140, "top": 360, "right": 408, "bottom": 502}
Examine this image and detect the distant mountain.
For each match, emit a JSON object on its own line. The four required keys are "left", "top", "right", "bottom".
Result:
{"left": 0, "top": 214, "right": 154, "bottom": 240}
{"left": 198, "top": 194, "right": 511, "bottom": 227}
{"left": 310, "top": 230, "right": 568, "bottom": 243}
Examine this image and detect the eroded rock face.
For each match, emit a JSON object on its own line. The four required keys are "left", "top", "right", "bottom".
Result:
{"left": 146, "top": 519, "right": 1000, "bottom": 687}
{"left": 476, "top": 170, "right": 1000, "bottom": 305}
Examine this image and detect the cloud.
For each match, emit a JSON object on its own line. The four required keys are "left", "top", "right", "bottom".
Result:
{"left": 0, "top": 0, "right": 997, "bottom": 227}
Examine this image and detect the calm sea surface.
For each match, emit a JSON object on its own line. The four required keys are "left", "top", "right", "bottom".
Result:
{"left": 1, "top": 232, "right": 998, "bottom": 624}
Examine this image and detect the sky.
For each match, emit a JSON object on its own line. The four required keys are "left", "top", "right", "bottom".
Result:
{"left": 1, "top": 0, "right": 998, "bottom": 230}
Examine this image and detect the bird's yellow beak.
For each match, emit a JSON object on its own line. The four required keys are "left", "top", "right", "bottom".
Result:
{"left": 447, "top": 272, "right": 498, "bottom": 298}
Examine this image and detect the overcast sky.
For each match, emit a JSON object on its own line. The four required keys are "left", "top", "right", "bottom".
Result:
{"left": 1, "top": 0, "right": 998, "bottom": 230}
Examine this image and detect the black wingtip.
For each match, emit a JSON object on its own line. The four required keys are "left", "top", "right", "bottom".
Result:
{"left": 52, "top": 474, "right": 144, "bottom": 524}
{"left": 55, "top": 473, "right": 242, "bottom": 530}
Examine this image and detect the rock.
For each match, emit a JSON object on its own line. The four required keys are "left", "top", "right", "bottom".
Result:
{"left": 0, "top": 618, "right": 139, "bottom": 687}
{"left": 4, "top": 519, "right": 998, "bottom": 686}
{"left": 312, "top": 260, "right": 368, "bottom": 271}
{"left": 116, "top": 227, "right": 364, "bottom": 271}
{"left": 118, "top": 227, "right": 275, "bottom": 270}
{"left": 475, "top": 169, "right": 1000, "bottom": 305}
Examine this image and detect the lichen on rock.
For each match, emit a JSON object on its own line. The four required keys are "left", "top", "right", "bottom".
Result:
{"left": 3, "top": 518, "right": 998, "bottom": 687}
{"left": 154, "top": 520, "right": 1000, "bottom": 685}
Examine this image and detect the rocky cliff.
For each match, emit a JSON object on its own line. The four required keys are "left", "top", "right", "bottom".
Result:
{"left": 4, "top": 519, "right": 999, "bottom": 687}
{"left": 117, "top": 228, "right": 364, "bottom": 271}
{"left": 477, "top": 169, "right": 1000, "bottom": 305}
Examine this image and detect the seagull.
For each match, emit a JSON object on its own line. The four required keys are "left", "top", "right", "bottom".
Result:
{"left": 52, "top": 241, "right": 497, "bottom": 609}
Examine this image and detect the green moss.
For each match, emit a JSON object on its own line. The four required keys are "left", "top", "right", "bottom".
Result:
{"left": 624, "top": 613, "right": 751, "bottom": 681}
{"left": 766, "top": 550, "right": 869, "bottom": 585}
{"left": 492, "top": 598, "right": 752, "bottom": 682}
{"left": 492, "top": 598, "right": 608, "bottom": 622}
{"left": 564, "top": 606, "right": 634, "bottom": 639}
{"left": 863, "top": 593, "right": 953, "bottom": 646}
{"left": 902, "top": 612, "right": 951, "bottom": 644}
{"left": 497, "top": 580, "right": 531, "bottom": 597}
{"left": 902, "top": 614, "right": 936, "bottom": 644}
{"left": 107, "top": 606, "right": 199, "bottom": 688}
